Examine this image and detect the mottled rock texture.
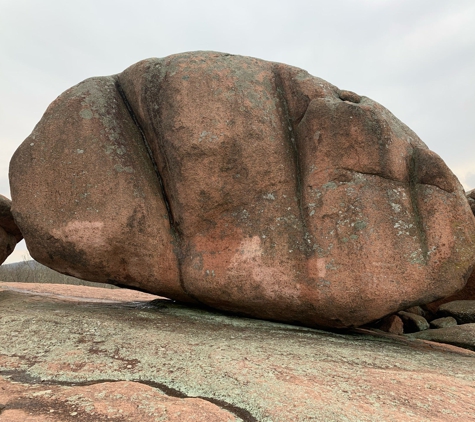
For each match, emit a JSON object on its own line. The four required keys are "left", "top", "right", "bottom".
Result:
{"left": 9, "top": 52, "right": 475, "bottom": 328}
{"left": 425, "top": 191, "right": 475, "bottom": 308}
{"left": 427, "top": 261, "right": 475, "bottom": 311}
{"left": 438, "top": 300, "right": 475, "bottom": 324}
{"left": 1, "top": 285, "right": 475, "bottom": 422}
{"left": 0, "top": 195, "right": 22, "bottom": 265}
{"left": 407, "top": 324, "right": 475, "bottom": 352}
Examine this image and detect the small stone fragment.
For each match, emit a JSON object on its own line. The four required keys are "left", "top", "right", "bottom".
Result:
{"left": 430, "top": 316, "right": 458, "bottom": 329}
{"left": 398, "top": 311, "right": 430, "bottom": 333}
{"left": 438, "top": 300, "right": 475, "bottom": 324}
{"left": 404, "top": 306, "right": 425, "bottom": 317}
{"left": 378, "top": 314, "right": 404, "bottom": 335}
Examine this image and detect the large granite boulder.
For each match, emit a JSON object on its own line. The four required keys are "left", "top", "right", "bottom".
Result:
{"left": 9, "top": 52, "right": 475, "bottom": 328}
{"left": 0, "top": 195, "right": 22, "bottom": 264}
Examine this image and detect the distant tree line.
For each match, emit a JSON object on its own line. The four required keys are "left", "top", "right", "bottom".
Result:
{"left": 0, "top": 258, "right": 117, "bottom": 289}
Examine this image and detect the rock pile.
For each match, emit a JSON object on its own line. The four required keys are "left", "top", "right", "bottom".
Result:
{"left": 375, "top": 300, "right": 475, "bottom": 351}
{"left": 8, "top": 51, "right": 475, "bottom": 328}
{"left": 0, "top": 195, "right": 22, "bottom": 265}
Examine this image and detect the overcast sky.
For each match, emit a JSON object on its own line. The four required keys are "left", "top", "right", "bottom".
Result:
{"left": 1, "top": 0, "right": 474, "bottom": 263}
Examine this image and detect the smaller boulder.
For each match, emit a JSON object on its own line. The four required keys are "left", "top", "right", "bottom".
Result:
{"left": 430, "top": 316, "right": 458, "bottom": 329}
{"left": 0, "top": 195, "right": 23, "bottom": 265}
{"left": 398, "top": 311, "right": 430, "bottom": 333}
{"left": 404, "top": 306, "right": 426, "bottom": 317}
{"left": 466, "top": 189, "right": 475, "bottom": 215}
{"left": 438, "top": 301, "right": 475, "bottom": 324}
{"left": 406, "top": 324, "right": 475, "bottom": 352}
{"left": 378, "top": 314, "right": 404, "bottom": 335}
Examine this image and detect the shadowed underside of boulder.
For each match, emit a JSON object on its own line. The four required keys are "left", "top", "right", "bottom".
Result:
{"left": 9, "top": 51, "right": 475, "bottom": 328}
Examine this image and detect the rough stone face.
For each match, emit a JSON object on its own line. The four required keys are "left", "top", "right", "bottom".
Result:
{"left": 407, "top": 324, "right": 475, "bottom": 352}
{"left": 466, "top": 189, "right": 475, "bottom": 214}
{"left": 0, "top": 195, "right": 22, "bottom": 265}
{"left": 9, "top": 51, "right": 475, "bottom": 328}
{"left": 427, "top": 267, "right": 475, "bottom": 312}
{"left": 8, "top": 77, "right": 190, "bottom": 302}
{"left": 438, "top": 300, "right": 475, "bottom": 324}
{"left": 430, "top": 316, "right": 458, "bottom": 329}
{"left": 378, "top": 314, "right": 404, "bottom": 335}
{"left": 423, "top": 189, "right": 475, "bottom": 308}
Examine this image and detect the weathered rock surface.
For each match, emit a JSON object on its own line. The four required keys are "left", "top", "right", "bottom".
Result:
{"left": 9, "top": 51, "right": 475, "bottom": 328}
{"left": 378, "top": 314, "right": 404, "bottom": 334}
{"left": 0, "top": 195, "right": 22, "bottom": 265}
{"left": 1, "top": 284, "right": 475, "bottom": 421}
{"left": 0, "top": 378, "right": 237, "bottom": 422}
{"left": 407, "top": 324, "right": 475, "bottom": 352}
{"left": 430, "top": 316, "right": 458, "bottom": 329}
{"left": 427, "top": 268, "right": 475, "bottom": 311}
{"left": 438, "top": 300, "right": 475, "bottom": 324}
{"left": 467, "top": 189, "right": 475, "bottom": 214}
{"left": 425, "top": 190, "right": 475, "bottom": 310}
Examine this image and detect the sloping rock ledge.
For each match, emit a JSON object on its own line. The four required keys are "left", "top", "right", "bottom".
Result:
{"left": 1, "top": 283, "right": 475, "bottom": 421}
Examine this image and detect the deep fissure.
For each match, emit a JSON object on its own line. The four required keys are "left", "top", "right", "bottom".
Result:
{"left": 114, "top": 77, "right": 197, "bottom": 300}
{"left": 114, "top": 78, "right": 177, "bottom": 234}
{"left": 272, "top": 66, "right": 312, "bottom": 257}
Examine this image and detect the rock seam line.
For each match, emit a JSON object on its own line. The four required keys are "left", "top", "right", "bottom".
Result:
{"left": 114, "top": 77, "right": 176, "bottom": 232}
{"left": 272, "top": 65, "right": 312, "bottom": 257}
{"left": 0, "top": 370, "right": 257, "bottom": 422}
{"left": 408, "top": 149, "right": 429, "bottom": 260}
{"left": 114, "top": 76, "right": 199, "bottom": 302}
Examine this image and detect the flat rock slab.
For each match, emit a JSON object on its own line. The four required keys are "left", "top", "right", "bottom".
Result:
{"left": 0, "top": 378, "right": 237, "bottom": 422}
{"left": 407, "top": 324, "right": 475, "bottom": 351}
{"left": 0, "top": 281, "right": 161, "bottom": 303}
{"left": 1, "top": 287, "right": 475, "bottom": 421}
{"left": 438, "top": 300, "right": 475, "bottom": 324}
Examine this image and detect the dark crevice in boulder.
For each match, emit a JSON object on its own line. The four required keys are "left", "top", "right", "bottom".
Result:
{"left": 272, "top": 65, "right": 311, "bottom": 257}
{"left": 408, "top": 149, "right": 429, "bottom": 261}
{"left": 114, "top": 78, "right": 177, "bottom": 236}
{"left": 115, "top": 77, "right": 199, "bottom": 302}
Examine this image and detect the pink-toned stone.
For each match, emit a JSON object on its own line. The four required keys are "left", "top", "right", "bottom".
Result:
{"left": 0, "top": 195, "right": 22, "bottom": 265}
{"left": 426, "top": 267, "right": 475, "bottom": 312}
{"left": 379, "top": 314, "right": 404, "bottom": 335}
{"left": 0, "top": 378, "right": 237, "bottom": 421}
{"left": 9, "top": 77, "right": 190, "bottom": 302}
{"left": 438, "top": 300, "right": 475, "bottom": 324}
{"left": 9, "top": 52, "right": 475, "bottom": 328}
{"left": 1, "top": 285, "right": 475, "bottom": 422}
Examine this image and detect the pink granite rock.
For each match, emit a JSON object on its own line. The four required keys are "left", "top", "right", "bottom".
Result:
{"left": 0, "top": 194, "right": 22, "bottom": 264}
{"left": 9, "top": 52, "right": 475, "bottom": 328}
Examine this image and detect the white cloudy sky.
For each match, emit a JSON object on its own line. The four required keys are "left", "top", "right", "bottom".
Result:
{"left": 1, "top": 0, "right": 474, "bottom": 263}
